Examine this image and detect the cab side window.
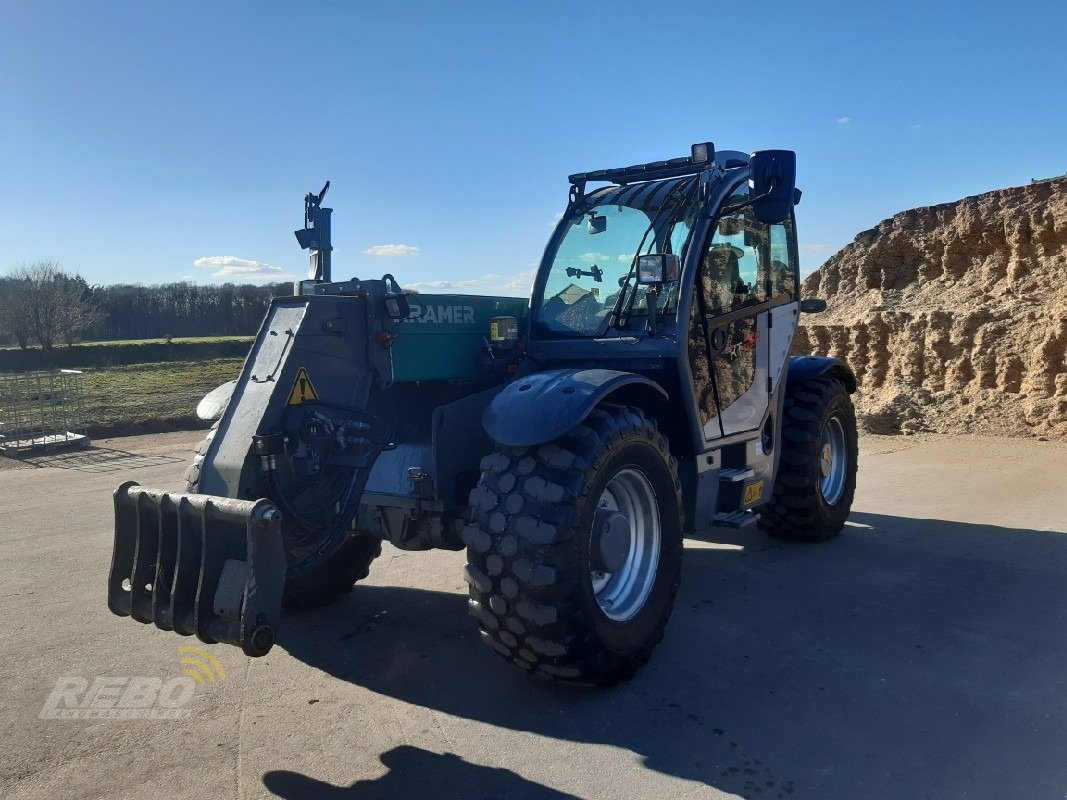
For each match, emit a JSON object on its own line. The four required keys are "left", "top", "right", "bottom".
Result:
{"left": 699, "top": 185, "right": 768, "bottom": 315}
{"left": 699, "top": 187, "right": 798, "bottom": 315}
{"left": 768, "top": 217, "right": 798, "bottom": 301}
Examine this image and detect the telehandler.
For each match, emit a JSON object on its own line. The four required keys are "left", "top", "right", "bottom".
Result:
{"left": 108, "top": 143, "right": 858, "bottom": 685}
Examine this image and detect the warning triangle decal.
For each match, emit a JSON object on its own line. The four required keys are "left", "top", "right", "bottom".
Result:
{"left": 287, "top": 367, "right": 319, "bottom": 405}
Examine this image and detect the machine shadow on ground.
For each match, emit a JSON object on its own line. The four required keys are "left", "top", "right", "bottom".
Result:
{"left": 263, "top": 745, "right": 581, "bottom": 799}
{"left": 270, "top": 513, "right": 1067, "bottom": 799}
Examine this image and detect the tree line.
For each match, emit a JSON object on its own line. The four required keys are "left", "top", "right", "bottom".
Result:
{"left": 0, "top": 261, "right": 292, "bottom": 349}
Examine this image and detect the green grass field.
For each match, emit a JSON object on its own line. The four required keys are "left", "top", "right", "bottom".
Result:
{"left": 78, "top": 358, "right": 244, "bottom": 436}
{"left": 83, "top": 335, "right": 252, "bottom": 347}
{"left": 0, "top": 337, "right": 254, "bottom": 438}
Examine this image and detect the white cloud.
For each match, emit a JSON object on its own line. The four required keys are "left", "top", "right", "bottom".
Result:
{"left": 363, "top": 244, "right": 420, "bottom": 257}
{"left": 193, "top": 256, "right": 294, "bottom": 282}
{"left": 909, "top": 123, "right": 923, "bottom": 131}
{"left": 499, "top": 267, "right": 538, "bottom": 292}
{"left": 578, "top": 252, "right": 611, "bottom": 264}
{"left": 403, "top": 267, "right": 536, "bottom": 297}
{"left": 194, "top": 255, "right": 269, "bottom": 271}
{"left": 837, "top": 116, "right": 851, "bottom": 124}
{"left": 798, "top": 243, "right": 830, "bottom": 252}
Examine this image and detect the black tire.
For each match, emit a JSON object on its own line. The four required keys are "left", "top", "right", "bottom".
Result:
{"left": 463, "top": 404, "right": 683, "bottom": 687}
{"left": 280, "top": 534, "right": 382, "bottom": 612}
{"left": 183, "top": 421, "right": 220, "bottom": 494}
{"left": 758, "top": 377, "right": 858, "bottom": 541}
{"left": 183, "top": 423, "right": 381, "bottom": 611}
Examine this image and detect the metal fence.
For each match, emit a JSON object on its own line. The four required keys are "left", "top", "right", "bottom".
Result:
{"left": 0, "top": 370, "right": 90, "bottom": 455}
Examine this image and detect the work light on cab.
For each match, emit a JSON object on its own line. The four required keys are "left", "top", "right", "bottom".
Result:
{"left": 637, "top": 253, "right": 680, "bottom": 285}
{"left": 690, "top": 141, "right": 714, "bottom": 163}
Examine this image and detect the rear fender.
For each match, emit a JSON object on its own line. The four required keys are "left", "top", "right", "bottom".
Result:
{"left": 787, "top": 356, "right": 858, "bottom": 393}
{"left": 482, "top": 368, "right": 667, "bottom": 448}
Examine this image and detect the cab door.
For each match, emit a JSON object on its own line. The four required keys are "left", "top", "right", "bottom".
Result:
{"left": 687, "top": 183, "right": 797, "bottom": 440}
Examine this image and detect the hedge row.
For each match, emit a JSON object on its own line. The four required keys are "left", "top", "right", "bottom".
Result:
{"left": 0, "top": 339, "right": 253, "bottom": 372}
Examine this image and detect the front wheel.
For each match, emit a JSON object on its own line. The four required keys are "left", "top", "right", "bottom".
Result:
{"left": 464, "top": 405, "right": 683, "bottom": 686}
{"left": 758, "top": 377, "right": 858, "bottom": 541}
{"left": 280, "top": 533, "right": 382, "bottom": 612}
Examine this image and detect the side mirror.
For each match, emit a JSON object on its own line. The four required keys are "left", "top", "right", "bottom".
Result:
{"left": 800, "top": 298, "right": 827, "bottom": 314}
{"left": 750, "top": 150, "right": 797, "bottom": 224}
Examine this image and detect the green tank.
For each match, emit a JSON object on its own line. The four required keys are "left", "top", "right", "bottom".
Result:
{"left": 390, "top": 293, "right": 528, "bottom": 383}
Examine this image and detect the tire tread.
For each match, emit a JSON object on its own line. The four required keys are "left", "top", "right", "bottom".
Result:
{"left": 465, "top": 405, "right": 683, "bottom": 686}
{"left": 758, "top": 377, "right": 858, "bottom": 542}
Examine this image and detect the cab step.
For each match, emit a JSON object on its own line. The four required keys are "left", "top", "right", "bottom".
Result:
{"left": 712, "top": 509, "right": 757, "bottom": 529}
{"left": 719, "top": 468, "right": 755, "bottom": 482}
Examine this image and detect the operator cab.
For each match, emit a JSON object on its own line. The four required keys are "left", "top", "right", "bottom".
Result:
{"left": 530, "top": 145, "right": 800, "bottom": 344}
{"left": 518, "top": 144, "right": 807, "bottom": 511}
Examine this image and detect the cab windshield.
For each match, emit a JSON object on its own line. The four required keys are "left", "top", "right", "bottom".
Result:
{"left": 533, "top": 178, "right": 700, "bottom": 336}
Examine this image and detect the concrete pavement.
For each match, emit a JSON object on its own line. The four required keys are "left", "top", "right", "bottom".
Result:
{"left": 0, "top": 431, "right": 1064, "bottom": 799}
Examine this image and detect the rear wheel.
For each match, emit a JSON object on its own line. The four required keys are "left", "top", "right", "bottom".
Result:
{"left": 182, "top": 421, "right": 220, "bottom": 494}
{"left": 758, "top": 377, "right": 858, "bottom": 541}
{"left": 464, "top": 405, "right": 683, "bottom": 686}
{"left": 183, "top": 424, "right": 381, "bottom": 611}
{"left": 279, "top": 534, "right": 382, "bottom": 612}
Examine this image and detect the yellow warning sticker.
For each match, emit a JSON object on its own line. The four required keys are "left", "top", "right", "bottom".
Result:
{"left": 287, "top": 367, "right": 319, "bottom": 405}
{"left": 744, "top": 480, "right": 764, "bottom": 507}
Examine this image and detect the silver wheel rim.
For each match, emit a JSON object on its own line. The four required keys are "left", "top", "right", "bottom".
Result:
{"left": 819, "top": 415, "right": 847, "bottom": 505}
{"left": 589, "top": 468, "right": 661, "bottom": 622}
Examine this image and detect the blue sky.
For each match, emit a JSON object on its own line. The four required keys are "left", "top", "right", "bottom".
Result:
{"left": 1, "top": 1, "right": 1063, "bottom": 295}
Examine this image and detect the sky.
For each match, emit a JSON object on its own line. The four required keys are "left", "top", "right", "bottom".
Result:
{"left": 1, "top": 1, "right": 1064, "bottom": 296}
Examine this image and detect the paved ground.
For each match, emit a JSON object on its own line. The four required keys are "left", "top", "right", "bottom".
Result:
{"left": 0, "top": 431, "right": 1064, "bottom": 800}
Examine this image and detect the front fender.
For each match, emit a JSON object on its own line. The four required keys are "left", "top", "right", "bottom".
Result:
{"left": 787, "top": 356, "right": 857, "bottom": 393}
{"left": 196, "top": 380, "right": 238, "bottom": 420}
{"left": 483, "top": 368, "right": 667, "bottom": 447}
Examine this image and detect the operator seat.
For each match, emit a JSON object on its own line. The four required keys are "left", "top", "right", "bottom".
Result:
{"left": 703, "top": 243, "right": 744, "bottom": 312}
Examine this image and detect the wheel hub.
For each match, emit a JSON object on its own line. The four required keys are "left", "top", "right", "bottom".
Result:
{"left": 819, "top": 415, "right": 848, "bottom": 505}
{"left": 593, "top": 509, "right": 631, "bottom": 573}
{"left": 589, "top": 468, "right": 661, "bottom": 622}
